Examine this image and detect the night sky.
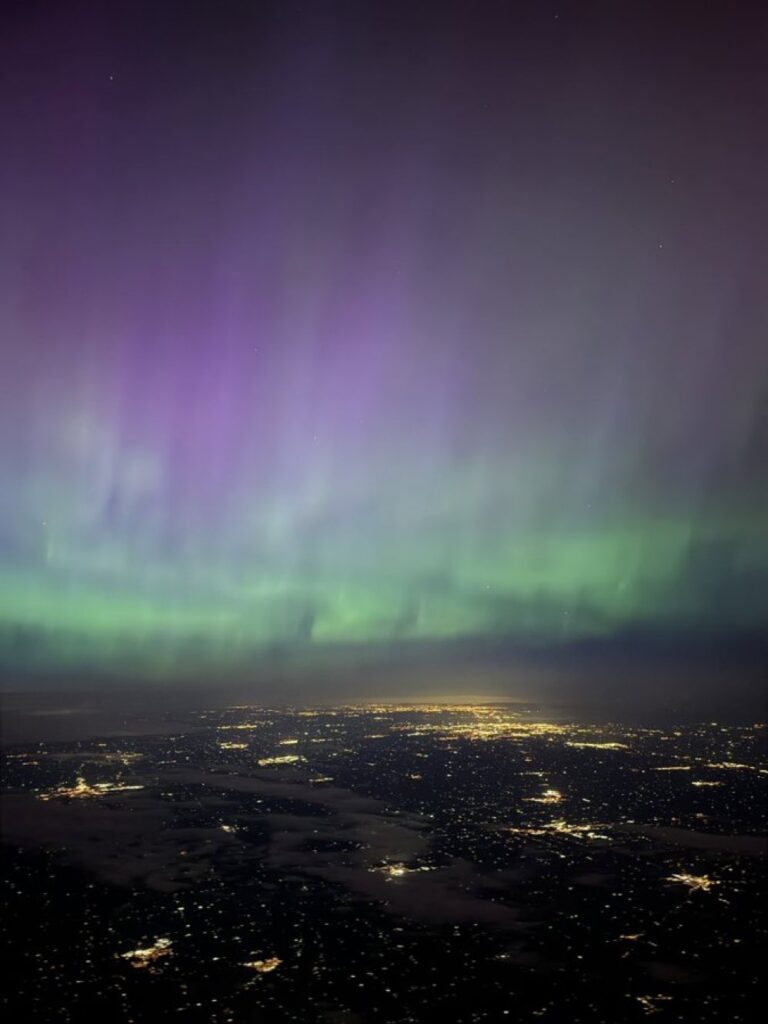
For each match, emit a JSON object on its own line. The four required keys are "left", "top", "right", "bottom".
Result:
{"left": 1, "top": 0, "right": 766, "bottom": 680}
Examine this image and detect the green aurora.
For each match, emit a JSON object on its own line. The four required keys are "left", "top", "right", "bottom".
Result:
{"left": 2, "top": 1, "right": 767, "bottom": 680}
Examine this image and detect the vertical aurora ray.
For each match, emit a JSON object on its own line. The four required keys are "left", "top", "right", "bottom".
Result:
{"left": 1, "top": 1, "right": 766, "bottom": 675}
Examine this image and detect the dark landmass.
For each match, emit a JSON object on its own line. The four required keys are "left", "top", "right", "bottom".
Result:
{"left": 1, "top": 699, "right": 765, "bottom": 1022}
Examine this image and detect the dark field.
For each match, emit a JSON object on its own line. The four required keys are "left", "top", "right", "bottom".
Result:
{"left": 1, "top": 701, "right": 766, "bottom": 1023}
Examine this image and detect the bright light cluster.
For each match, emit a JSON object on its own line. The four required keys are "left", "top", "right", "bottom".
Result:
{"left": 369, "top": 862, "right": 435, "bottom": 880}
{"left": 119, "top": 937, "right": 172, "bottom": 968}
{"left": 636, "top": 994, "right": 673, "bottom": 1015}
{"left": 525, "top": 788, "right": 563, "bottom": 804}
{"left": 667, "top": 873, "right": 717, "bottom": 892}
{"left": 565, "top": 741, "right": 629, "bottom": 750}
{"left": 243, "top": 957, "right": 282, "bottom": 973}
{"left": 257, "top": 754, "right": 304, "bottom": 766}
{"left": 507, "top": 819, "right": 610, "bottom": 840}
{"left": 38, "top": 776, "right": 144, "bottom": 801}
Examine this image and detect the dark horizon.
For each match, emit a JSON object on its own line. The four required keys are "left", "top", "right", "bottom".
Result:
{"left": 3, "top": 628, "right": 766, "bottom": 731}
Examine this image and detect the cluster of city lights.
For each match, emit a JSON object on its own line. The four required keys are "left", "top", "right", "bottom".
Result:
{"left": 369, "top": 862, "right": 435, "bottom": 880}
{"left": 38, "top": 776, "right": 145, "bottom": 801}
{"left": 636, "top": 994, "right": 673, "bottom": 1015}
{"left": 565, "top": 741, "right": 629, "bottom": 750}
{"left": 524, "top": 788, "right": 563, "bottom": 804}
{"left": 243, "top": 957, "right": 282, "bottom": 973}
{"left": 666, "top": 873, "right": 717, "bottom": 893}
{"left": 119, "top": 937, "right": 173, "bottom": 969}
{"left": 507, "top": 820, "right": 610, "bottom": 841}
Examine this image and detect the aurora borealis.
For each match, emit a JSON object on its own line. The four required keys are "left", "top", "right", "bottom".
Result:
{"left": 2, "top": 1, "right": 767, "bottom": 679}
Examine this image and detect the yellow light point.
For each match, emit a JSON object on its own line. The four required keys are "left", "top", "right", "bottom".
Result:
{"left": 120, "top": 937, "right": 172, "bottom": 968}
{"left": 278, "top": 738, "right": 299, "bottom": 745}
{"left": 691, "top": 780, "right": 723, "bottom": 787}
{"left": 525, "top": 788, "right": 562, "bottom": 804}
{"left": 618, "top": 933, "right": 644, "bottom": 941}
{"left": 220, "top": 824, "right": 237, "bottom": 833}
{"left": 257, "top": 755, "right": 304, "bottom": 766}
{"left": 705, "top": 762, "right": 753, "bottom": 770}
{"left": 667, "top": 873, "right": 717, "bottom": 892}
{"left": 219, "top": 741, "right": 248, "bottom": 750}
{"left": 243, "top": 957, "right": 282, "bottom": 973}
{"left": 653, "top": 765, "right": 692, "bottom": 771}
{"left": 308, "top": 776, "right": 334, "bottom": 784}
